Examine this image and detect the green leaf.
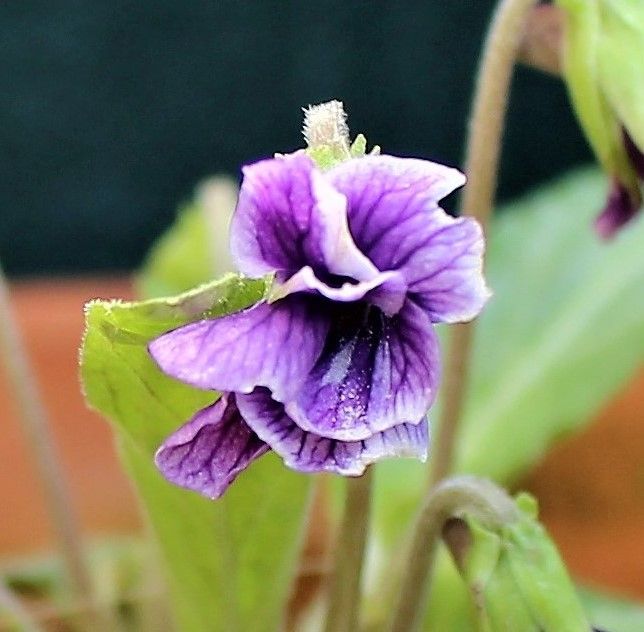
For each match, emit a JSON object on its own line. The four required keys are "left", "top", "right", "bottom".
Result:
{"left": 456, "top": 167, "right": 644, "bottom": 481}
{"left": 81, "top": 274, "right": 312, "bottom": 632}
{"left": 579, "top": 587, "right": 644, "bottom": 631}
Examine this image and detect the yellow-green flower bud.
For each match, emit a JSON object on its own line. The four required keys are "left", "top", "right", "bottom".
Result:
{"left": 557, "top": 0, "right": 644, "bottom": 237}
{"left": 453, "top": 493, "right": 590, "bottom": 631}
{"left": 301, "top": 100, "right": 380, "bottom": 169}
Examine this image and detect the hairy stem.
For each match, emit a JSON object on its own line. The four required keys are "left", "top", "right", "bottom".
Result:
{"left": 432, "top": 0, "right": 539, "bottom": 487}
{"left": 390, "top": 1, "right": 539, "bottom": 629}
{"left": 0, "top": 267, "right": 100, "bottom": 625}
{"left": 323, "top": 469, "right": 373, "bottom": 632}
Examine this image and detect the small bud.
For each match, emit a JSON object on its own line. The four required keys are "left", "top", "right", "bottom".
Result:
{"left": 446, "top": 492, "right": 591, "bottom": 631}
{"left": 301, "top": 101, "right": 378, "bottom": 169}
{"left": 557, "top": 0, "right": 644, "bottom": 237}
{"left": 302, "top": 100, "right": 350, "bottom": 164}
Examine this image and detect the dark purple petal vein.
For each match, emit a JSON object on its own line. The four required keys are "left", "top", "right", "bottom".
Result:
{"left": 327, "top": 155, "right": 489, "bottom": 322}
{"left": 286, "top": 299, "right": 440, "bottom": 441}
{"left": 155, "top": 394, "right": 269, "bottom": 499}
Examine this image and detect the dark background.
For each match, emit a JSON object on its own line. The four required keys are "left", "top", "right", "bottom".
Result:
{"left": 0, "top": 1, "right": 590, "bottom": 276}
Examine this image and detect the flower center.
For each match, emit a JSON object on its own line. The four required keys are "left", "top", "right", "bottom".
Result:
{"left": 313, "top": 269, "right": 360, "bottom": 289}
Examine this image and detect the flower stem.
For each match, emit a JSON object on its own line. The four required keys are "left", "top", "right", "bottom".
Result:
{"left": 0, "top": 266, "right": 101, "bottom": 625}
{"left": 390, "top": 1, "right": 539, "bottom": 629}
{"left": 432, "top": 0, "right": 539, "bottom": 486}
{"left": 323, "top": 468, "right": 373, "bottom": 632}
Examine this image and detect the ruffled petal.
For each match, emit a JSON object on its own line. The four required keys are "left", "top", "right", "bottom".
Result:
{"left": 149, "top": 297, "right": 329, "bottom": 402}
{"left": 398, "top": 213, "right": 490, "bottom": 323}
{"left": 269, "top": 266, "right": 408, "bottom": 316}
{"left": 237, "top": 389, "right": 428, "bottom": 475}
{"left": 155, "top": 394, "right": 269, "bottom": 499}
{"left": 327, "top": 154, "right": 465, "bottom": 269}
{"left": 327, "top": 155, "right": 489, "bottom": 323}
{"left": 230, "top": 152, "right": 379, "bottom": 281}
{"left": 286, "top": 299, "right": 440, "bottom": 441}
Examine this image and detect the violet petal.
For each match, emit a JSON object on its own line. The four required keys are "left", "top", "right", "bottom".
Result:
{"left": 401, "top": 213, "right": 490, "bottom": 323}
{"left": 149, "top": 297, "right": 329, "bottom": 402}
{"left": 237, "top": 389, "right": 428, "bottom": 475}
{"left": 230, "top": 152, "right": 379, "bottom": 281}
{"left": 595, "top": 179, "right": 641, "bottom": 239}
{"left": 286, "top": 299, "right": 439, "bottom": 441}
{"left": 328, "top": 155, "right": 489, "bottom": 322}
{"left": 269, "top": 266, "right": 408, "bottom": 316}
{"left": 155, "top": 394, "right": 269, "bottom": 499}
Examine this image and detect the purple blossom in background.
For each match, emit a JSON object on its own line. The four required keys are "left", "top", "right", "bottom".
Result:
{"left": 595, "top": 131, "right": 644, "bottom": 239}
{"left": 149, "top": 152, "right": 490, "bottom": 498}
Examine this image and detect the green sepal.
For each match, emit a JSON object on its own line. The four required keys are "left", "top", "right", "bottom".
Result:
{"left": 305, "top": 132, "right": 379, "bottom": 170}
{"left": 460, "top": 494, "right": 589, "bottom": 632}
{"left": 350, "top": 133, "right": 367, "bottom": 157}
{"left": 596, "top": 0, "right": 644, "bottom": 149}
{"left": 557, "top": 0, "right": 642, "bottom": 196}
{"left": 305, "top": 144, "right": 347, "bottom": 170}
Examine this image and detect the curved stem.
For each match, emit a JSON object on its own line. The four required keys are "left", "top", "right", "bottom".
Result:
{"left": 323, "top": 469, "right": 373, "bottom": 632}
{"left": 390, "top": 1, "right": 539, "bottom": 629}
{"left": 389, "top": 477, "right": 519, "bottom": 632}
{"left": 0, "top": 267, "right": 100, "bottom": 624}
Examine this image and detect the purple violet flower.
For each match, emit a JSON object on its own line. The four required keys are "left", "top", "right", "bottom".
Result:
{"left": 149, "top": 152, "right": 490, "bottom": 498}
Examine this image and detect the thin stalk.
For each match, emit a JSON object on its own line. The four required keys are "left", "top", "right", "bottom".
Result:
{"left": 432, "top": 0, "right": 540, "bottom": 485}
{"left": 323, "top": 469, "right": 373, "bottom": 632}
{"left": 389, "top": 478, "right": 519, "bottom": 632}
{"left": 390, "top": 1, "right": 539, "bottom": 630}
{"left": 0, "top": 267, "right": 101, "bottom": 626}
{"left": 0, "top": 580, "right": 45, "bottom": 632}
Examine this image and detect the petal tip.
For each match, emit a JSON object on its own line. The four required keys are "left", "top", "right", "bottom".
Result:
{"left": 594, "top": 180, "right": 641, "bottom": 239}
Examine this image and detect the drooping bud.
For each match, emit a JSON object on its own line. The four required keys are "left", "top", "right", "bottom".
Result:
{"left": 556, "top": 0, "right": 644, "bottom": 237}
{"left": 444, "top": 491, "right": 591, "bottom": 631}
